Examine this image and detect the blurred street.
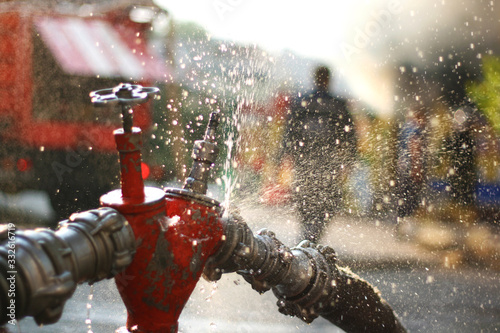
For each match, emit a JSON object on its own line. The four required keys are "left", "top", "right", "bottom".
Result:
{"left": 2, "top": 190, "right": 499, "bottom": 333}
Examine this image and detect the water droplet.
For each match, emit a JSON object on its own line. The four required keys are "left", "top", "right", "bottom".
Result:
{"left": 86, "top": 285, "right": 94, "bottom": 333}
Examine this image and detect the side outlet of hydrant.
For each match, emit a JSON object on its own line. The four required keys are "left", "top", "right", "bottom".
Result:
{"left": 91, "top": 84, "right": 224, "bottom": 333}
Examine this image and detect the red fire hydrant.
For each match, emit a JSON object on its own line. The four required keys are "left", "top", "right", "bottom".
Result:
{"left": 91, "top": 84, "right": 224, "bottom": 333}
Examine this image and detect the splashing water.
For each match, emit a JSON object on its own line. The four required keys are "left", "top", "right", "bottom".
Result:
{"left": 85, "top": 284, "right": 94, "bottom": 333}
{"left": 204, "top": 282, "right": 219, "bottom": 303}
{"left": 221, "top": 131, "right": 238, "bottom": 217}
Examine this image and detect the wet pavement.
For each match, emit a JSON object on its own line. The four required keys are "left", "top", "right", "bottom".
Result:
{"left": 3, "top": 191, "right": 500, "bottom": 332}
{"left": 14, "top": 264, "right": 500, "bottom": 333}
{"left": 236, "top": 204, "right": 441, "bottom": 270}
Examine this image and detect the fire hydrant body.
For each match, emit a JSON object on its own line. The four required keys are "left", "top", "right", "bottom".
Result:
{"left": 101, "top": 186, "right": 223, "bottom": 333}
{"left": 94, "top": 84, "right": 224, "bottom": 332}
{"left": 91, "top": 84, "right": 406, "bottom": 333}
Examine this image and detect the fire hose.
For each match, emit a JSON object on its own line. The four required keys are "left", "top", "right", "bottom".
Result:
{"left": 203, "top": 213, "right": 407, "bottom": 333}
{"left": 0, "top": 208, "right": 135, "bottom": 326}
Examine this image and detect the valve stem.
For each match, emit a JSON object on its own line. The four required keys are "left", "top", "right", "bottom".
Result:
{"left": 183, "top": 112, "right": 220, "bottom": 194}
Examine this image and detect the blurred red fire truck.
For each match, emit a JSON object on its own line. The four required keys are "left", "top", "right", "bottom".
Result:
{"left": 0, "top": 1, "right": 169, "bottom": 220}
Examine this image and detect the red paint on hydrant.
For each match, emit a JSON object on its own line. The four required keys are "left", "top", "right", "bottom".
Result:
{"left": 114, "top": 127, "right": 145, "bottom": 202}
{"left": 101, "top": 126, "right": 224, "bottom": 333}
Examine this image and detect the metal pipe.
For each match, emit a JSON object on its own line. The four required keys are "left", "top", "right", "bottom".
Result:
{"left": 0, "top": 208, "right": 135, "bottom": 326}
{"left": 203, "top": 214, "right": 407, "bottom": 333}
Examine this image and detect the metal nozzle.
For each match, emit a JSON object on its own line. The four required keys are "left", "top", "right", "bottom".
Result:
{"left": 183, "top": 112, "right": 220, "bottom": 194}
{"left": 204, "top": 111, "right": 220, "bottom": 142}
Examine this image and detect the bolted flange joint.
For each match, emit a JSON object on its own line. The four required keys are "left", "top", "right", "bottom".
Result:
{"left": 273, "top": 240, "right": 339, "bottom": 323}
{"left": 203, "top": 213, "right": 406, "bottom": 333}
{"left": 204, "top": 213, "right": 333, "bottom": 299}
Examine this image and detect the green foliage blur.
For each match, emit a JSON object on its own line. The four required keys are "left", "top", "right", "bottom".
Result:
{"left": 467, "top": 56, "right": 500, "bottom": 133}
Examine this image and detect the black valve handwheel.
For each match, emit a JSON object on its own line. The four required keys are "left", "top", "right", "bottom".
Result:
{"left": 90, "top": 83, "right": 159, "bottom": 107}
{"left": 90, "top": 83, "right": 159, "bottom": 132}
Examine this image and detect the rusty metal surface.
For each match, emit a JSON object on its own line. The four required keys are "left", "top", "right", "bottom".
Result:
{"left": 114, "top": 128, "right": 145, "bottom": 201}
{"left": 204, "top": 215, "right": 406, "bottom": 333}
{"left": 97, "top": 87, "right": 225, "bottom": 332}
{"left": 101, "top": 188, "right": 224, "bottom": 333}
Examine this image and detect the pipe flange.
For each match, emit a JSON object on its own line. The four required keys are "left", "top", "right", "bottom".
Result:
{"left": 273, "top": 240, "right": 339, "bottom": 323}
{"left": 61, "top": 208, "right": 136, "bottom": 283}
{"left": 203, "top": 214, "right": 252, "bottom": 281}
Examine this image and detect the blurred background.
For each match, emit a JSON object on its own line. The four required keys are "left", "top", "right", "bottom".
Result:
{"left": 1, "top": 0, "right": 499, "bottom": 332}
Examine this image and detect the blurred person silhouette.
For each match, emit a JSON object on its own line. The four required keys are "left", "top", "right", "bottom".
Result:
{"left": 283, "top": 65, "right": 358, "bottom": 242}
{"left": 395, "top": 108, "right": 428, "bottom": 220}
{"left": 394, "top": 68, "right": 429, "bottom": 222}
{"left": 443, "top": 69, "right": 481, "bottom": 225}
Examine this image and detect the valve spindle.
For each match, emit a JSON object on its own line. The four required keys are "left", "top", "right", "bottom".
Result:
{"left": 183, "top": 111, "right": 220, "bottom": 194}
{"left": 90, "top": 83, "right": 159, "bottom": 201}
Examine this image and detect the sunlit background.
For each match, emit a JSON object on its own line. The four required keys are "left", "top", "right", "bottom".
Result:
{"left": 155, "top": 0, "right": 500, "bottom": 116}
